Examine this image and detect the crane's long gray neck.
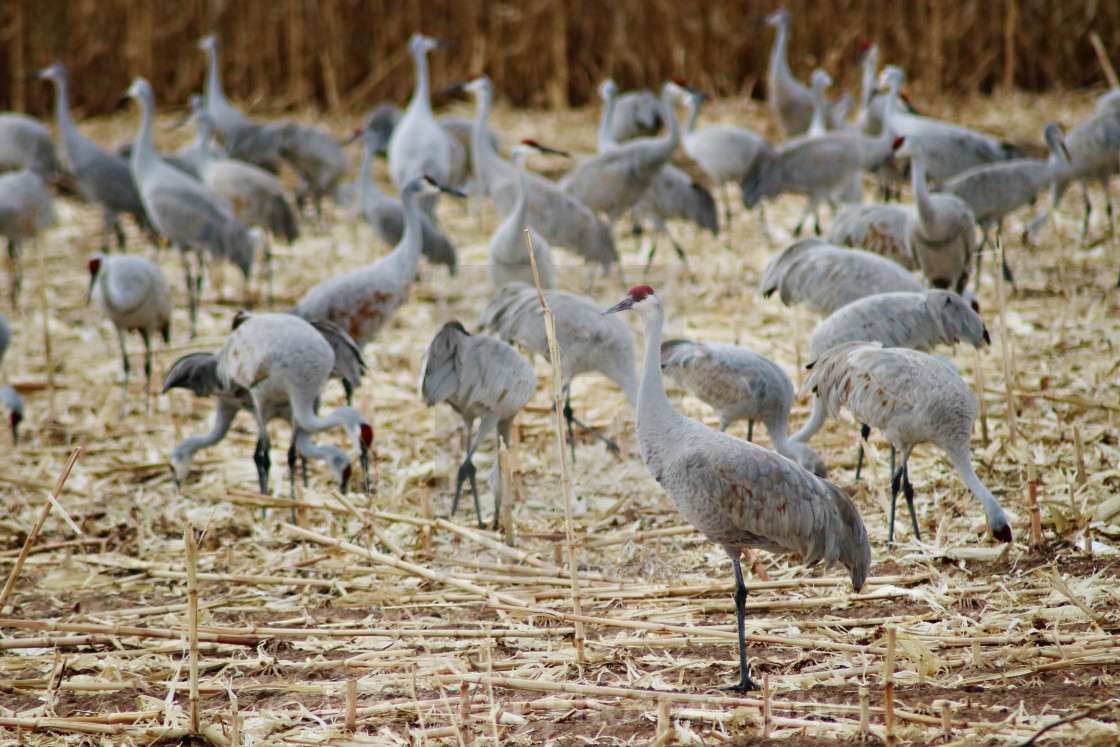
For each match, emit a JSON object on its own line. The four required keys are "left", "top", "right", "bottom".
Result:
{"left": 357, "top": 137, "right": 381, "bottom": 206}
{"left": 393, "top": 186, "right": 426, "bottom": 276}
{"left": 196, "top": 117, "right": 217, "bottom": 165}
{"left": 809, "top": 79, "right": 829, "bottom": 135}
{"left": 289, "top": 399, "right": 364, "bottom": 455}
{"left": 512, "top": 153, "right": 530, "bottom": 226}
{"left": 909, "top": 154, "right": 936, "bottom": 227}
{"left": 769, "top": 20, "right": 792, "bottom": 84}
{"left": 176, "top": 398, "right": 239, "bottom": 471}
{"left": 48, "top": 72, "right": 80, "bottom": 154}
{"left": 790, "top": 394, "right": 828, "bottom": 444}
{"left": 944, "top": 440, "right": 1010, "bottom": 534}
{"left": 410, "top": 46, "right": 433, "bottom": 115}
{"left": 597, "top": 89, "right": 617, "bottom": 152}
{"left": 683, "top": 96, "right": 701, "bottom": 137}
{"left": 659, "top": 86, "right": 681, "bottom": 153}
{"left": 204, "top": 47, "right": 225, "bottom": 107}
{"left": 131, "top": 90, "right": 160, "bottom": 177}
{"left": 637, "top": 301, "right": 675, "bottom": 425}
{"left": 860, "top": 49, "right": 878, "bottom": 109}
{"left": 471, "top": 84, "right": 506, "bottom": 191}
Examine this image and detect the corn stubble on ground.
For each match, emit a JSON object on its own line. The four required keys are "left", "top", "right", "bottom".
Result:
{"left": 2, "top": 90, "right": 1120, "bottom": 745}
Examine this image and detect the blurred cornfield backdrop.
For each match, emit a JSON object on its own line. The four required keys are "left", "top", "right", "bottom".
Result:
{"left": 3, "top": 0, "right": 1119, "bottom": 116}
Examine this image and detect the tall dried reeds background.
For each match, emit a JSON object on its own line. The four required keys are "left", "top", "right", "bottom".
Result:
{"left": 3, "top": 0, "right": 1119, "bottom": 117}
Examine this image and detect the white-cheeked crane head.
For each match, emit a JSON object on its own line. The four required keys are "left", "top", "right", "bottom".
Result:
{"left": 603, "top": 285, "right": 660, "bottom": 320}
{"left": 86, "top": 253, "right": 106, "bottom": 304}
{"left": 125, "top": 77, "right": 154, "bottom": 107}
{"left": 762, "top": 8, "right": 792, "bottom": 29}
{"left": 410, "top": 33, "right": 450, "bottom": 57}
{"left": 198, "top": 34, "right": 218, "bottom": 54}
{"left": 510, "top": 139, "right": 569, "bottom": 165}
{"left": 598, "top": 79, "right": 617, "bottom": 104}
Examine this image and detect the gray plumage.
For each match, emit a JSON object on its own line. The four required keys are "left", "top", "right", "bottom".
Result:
{"left": 0, "top": 168, "right": 56, "bottom": 304}
{"left": 878, "top": 67, "right": 1024, "bottom": 182}
{"left": 826, "top": 202, "right": 916, "bottom": 270}
{"left": 764, "top": 9, "right": 842, "bottom": 138}
{"left": 611, "top": 89, "right": 664, "bottom": 142}
{"left": 274, "top": 121, "right": 350, "bottom": 214}
{"left": 605, "top": 285, "right": 870, "bottom": 692}
{"left": 34, "top": 63, "right": 151, "bottom": 251}
{"left": 462, "top": 75, "right": 617, "bottom": 271}
{"left": 176, "top": 95, "right": 230, "bottom": 176}
{"left": 0, "top": 113, "right": 61, "bottom": 177}
{"left": 854, "top": 44, "right": 884, "bottom": 137}
{"left": 162, "top": 350, "right": 353, "bottom": 493}
{"left": 661, "top": 339, "right": 826, "bottom": 477}
{"left": 761, "top": 238, "right": 924, "bottom": 316}
{"left": 361, "top": 103, "right": 493, "bottom": 189}
{"left": 87, "top": 252, "right": 172, "bottom": 417}
{"left": 561, "top": 81, "right": 687, "bottom": 225}
{"left": 1047, "top": 96, "right": 1120, "bottom": 244}
{"left": 352, "top": 128, "right": 457, "bottom": 272}
{"left": 477, "top": 281, "right": 637, "bottom": 457}
{"left": 421, "top": 320, "right": 537, "bottom": 528}
{"left": 0, "top": 311, "right": 10, "bottom": 367}
{"left": 291, "top": 177, "right": 447, "bottom": 347}
{"left": 0, "top": 312, "right": 21, "bottom": 444}
{"left": 125, "top": 77, "right": 255, "bottom": 339}
{"left": 802, "top": 341, "right": 1013, "bottom": 544}
{"left": 488, "top": 141, "right": 557, "bottom": 291}
{"left": 216, "top": 312, "right": 374, "bottom": 495}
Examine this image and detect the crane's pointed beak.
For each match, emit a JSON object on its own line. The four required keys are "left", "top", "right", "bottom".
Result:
{"left": 435, "top": 81, "right": 465, "bottom": 98}
{"left": 340, "top": 464, "right": 351, "bottom": 494}
{"left": 342, "top": 128, "right": 363, "bottom": 146}
{"left": 439, "top": 184, "right": 468, "bottom": 199}
{"left": 603, "top": 296, "right": 636, "bottom": 315}
{"left": 85, "top": 275, "right": 96, "bottom": 305}
{"left": 360, "top": 447, "right": 371, "bottom": 493}
{"left": 534, "top": 144, "right": 570, "bottom": 158}
{"left": 1060, "top": 141, "right": 1071, "bottom": 162}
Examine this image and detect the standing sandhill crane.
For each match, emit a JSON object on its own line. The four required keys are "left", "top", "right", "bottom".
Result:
{"left": 33, "top": 63, "right": 151, "bottom": 252}
{"left": 1047, "top": 96, "right": 1120, "bottom": 245}
{"left": 604, "top": 285, "right": 870, "bottom": 691}
{"left": 477, "top": 282, "right": 637, "bottom": 459}
{"left": 176, "top": 95, "right": 229, "bottom": 176}
{"left": 680, "top": 90, "right": 775, "bottom": 231}
{"left": 740, "top": 125, "right": 893, "bottom": 237}
{"left": 806, "top": 70, "right": 834, "bottom": 137}
{"left": 561, "top": 80, "right": 688, "bottom": 226}
{"left": 877, "top": 67, "right": 1023, "bottom": 182}
{"left": 661, "top": 339, "right": 826, "bottom": 476}
{"left": 87, "top": 252, "right": 172, "bottom": 417}
{"left": 488, "top": 140, "right": 561, "bottom": 291}
{"left": 803, "top": 341, "right": 1013, "bottom": 544}
{"left": 611, "top": 89, "right": 664, "bottom": 142}
{"left": 274, "top": 122, "right": 351, "bottom": 215}
{"left": 940, "top": 122, "right": 1069, "bottom": 285}
{"left": 361, "top": 102, "right": 485, "bottom": 188}
{"left": 216, "top": 313, "right": 374, "bottom": 496}
{"left": 764, "top": 9, "right": 815, "bottom": 138}
{"left": 808, "top": 71, "right": 864, "bottom": 205}
{"left": 125, "top": 77, "right": 255, "bottom": 339}
{"left": 854, "top": 42, "right": 883, "bottom": 136}
{"left": 0, "top": 168, "right": 56, "bottom": 305}
{"left": 458, "top": 75, "right": 617, "bottom": 273}
{"left": 0, "top": 114, "right": 60, "bottom": 177}
{"left": 349, "top": 128, "right": 457, "bottom": 272}
{"left": 597, "top": 81, "right": 717, "bottom": 267}
{"left": 388, "top": 34, "right": 455, "bottom": 215}
{"left": 420, "top": 320, "right": 537, "bottom": 528}
{"left": 760, "top": 238, "right": 924, "bottom": 316}
{"left": 162, "top": 351, "right": 353, "bottom": 495}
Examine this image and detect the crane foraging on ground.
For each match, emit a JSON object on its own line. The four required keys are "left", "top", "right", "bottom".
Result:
{"left": 0, "top": 311, "right": 22, "bottom": 445}
{"left": 162, "top": 351, "right": 354, "bottom": 497}
{"left": 477, "top": 282, "right": 637, "bottom": 460}
{"left": 274, "top": 121, "right": 350, "bottom": 216}
{"left": 760, "top": 238, "right": 925, "bottom": 316}
{"left": 604, "top": 285, "right": 870, "bottom": 691}
{"left": 488, "top": 140, "right": 561, "bottom": 291}
{"left": 660, "top": 339, "right": 827, "bottom": 477}
{"left": 125, "top": 77, "right": 256, "bottom": 339}
{"left": 0, "top": 168, "right": 56, "bottom": 305}
{"left": 420, "top": 320, "right": 537, "bottom": 529}
{"left": 348, "top": 127, "right": 457, "bottom": 273}
{"left": 457, "top": 75, "right": 617, "bottom": 276}
{"left": 803, "top": 341, "right": 1013, "bottom": 545}
{"left": 0, "top": 113, "right": 60, "bottom": 177}
{"left": 87, "top": 253, "right": 172, "bottom": 418}
{"left": 216, "top": 312, "right": 374, "bottom": 497}
{"left": 34, "top": 62, "right": 151, "bottom": 252}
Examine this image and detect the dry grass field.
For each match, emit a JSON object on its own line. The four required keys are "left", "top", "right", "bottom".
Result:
{"left": 1, "top": 87, "right": 1119, "bottom": 745}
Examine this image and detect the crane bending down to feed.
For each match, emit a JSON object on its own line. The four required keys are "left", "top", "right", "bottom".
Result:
{"left": 803, "top": 342, "right": 1013, "bottom": 545}
{"left": 477, "top": 282, "right": 637, "bottom": 461}
{"left": 420, "top": 321, "right": 537, "bottom": 529}
{"left": 660, "top": 339, "right": 827, "bottom": 477}
{"left": 488, "top": 140, "right": 562, "bottom": 291}
{"left": 604, "top": 285, "right": 870, "bottom": 691}
{"left": 0, "top": 168, "right": 56, "bottom": 305}
{"left": 163, "top": 351, "right": 354, "bottom": 499}
{"left": 216, "top": 313, "right": 374, "bottom": 496}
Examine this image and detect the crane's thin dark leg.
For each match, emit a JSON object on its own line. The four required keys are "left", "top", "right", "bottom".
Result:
{"left": 253, "top": 435, "right": 271, "bottom": 497}
{"left": 451, "top": 459, "right": 482, "bottom": 529}
{"left": 669, "top": 234, "right": 689, "bottom": 270}
{"left": 902, "top": 464, "right": 921, "bottom": 542}
{"left": 113, "top": 219, "right": 127, "bottom": 252}
{"left": 286, "top": 437, "right": 299, "bottom": 523}
{"left": 854, "top": 423, "right": 872, "bottom": 481}
{"left": 746, "top": 420, "right": 754, "bottom": 442}
{"left": 117, "top": 328, "right": 131, "bottom": 420}
{"left": 180, "top": 248, "right": 198, "bottom": 339}
{"left": 1079, "top": 184, "right": 1092, "bottom": 246}
{"left": 1106, "top": 186, "right": 1115, "bottom": 237}
{"left": 974, "top": 228, "right": 989, "bottom": 290}
{"left": 301, "top": 454, "right": 310, "bottom": 487}
{"left": 342, "top": 379, "right": 354, "bottom": 407}
{"left": 7, "top": 241, "right": 21, "bottom": 306}
{"left": 888, "top": 463, "right": 903, "bottom": 548}
{"left": 140, "top": 330, "right": 153, "bottom": 414}
{"left": 562, "top": 384, "right": 620, "bottom": 459}
{"left": 721, "top": 184, "right": 733, "bottom": 229}
{"left": 757, "top": 204, "right": 773, "bottom": 244}
{"left": 722, "top": 553, "right": 759, "bottom": 692}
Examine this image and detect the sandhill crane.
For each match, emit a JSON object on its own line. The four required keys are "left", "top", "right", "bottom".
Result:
{"left": 477, "top": 281, "right": 637, "bottom": 459}
{"left": 0, "top": 168, "right": 56, "bottom": 305}
{"left": 175, "top": 95, "right": 229, "bottom": 175}
{"left": 808, "top": 71, "right": 865, "bottom": 205}
{"left": 940, "top": 122, "right": 1069, "bottom": 284}
{"left": 760, "top": 238, "right": 924, "bottom": 316}
{"left": 388, "top": 34, "right": 455, "bottom": 215}
{"left": 597, "top": 81, "right": 717, "bottom": 267}
{"left": 1047, "top": 96, "right": 1120, "bottom": 244}
{"left": 661, "top": 339, "right": 826, "bottom": 476}
{"left": 459, "top": 75, "right": 617, "bottom": 273}
{"left": 612, "top": 89, "right": 664, "bottom": 142}
{"left": 791, "top": 290, "right": 988, "bottom": 473}
{"left": 826, "top": 202, "right": 915, "bottom": 269}
{"left": 125, "top": 77, "right": 255, "bottom": 339}
{"left": 561, "top": 80, "right": 687, "bottom": 226}
{"left": 764, "top": 9, "right": 815, "bottom": 138}
{"left": 854, "top": 43, "right": 883, "bottom": 136}
{"left": 216, "top": 312, "right": 374, "bottom": 496}
{"left": 878, "top": 67, "right": 1023, "bottom": 182}
{"left": 33, "top": 62, "right": 151, "bottom": 252}
{"left": 680, "top": 90, "right": 774, "bottom": 231}
{"left": 740, "top": 125, "right": 893, "bottom": 237}
{"left": 274, "top": 121, "right": 350, "bottom": 215}
{"left": 803, "top": 341, "right": 1012, "bottom": 544}
{"left": 361, "top": 102, "right": 488, "bottom": 189}
{"left": 604, "top": 284, "right": 870, "bottom": 691}
{"left": 489, "top": 140, "right": 560, "bottom": 291}
{"left": 0, "top": 311, "right": 10, "bottom": 366}
{"left": 291, "top": 177, "right": 456, "bottom": 400}
{"left": 350, "top": 128, "right": 457, "bottom": 272}
{"left": 87, "top": 252, "right": 172, "bottom": 417}
{"left": 0, "top": 113, "right": 60, "bottom": 177}
{"left": 420, "top": 320, "right": 537, "bottom": 528}
{"left": 0, "top": 311, "right": 21, "bottom": 445}
{"left": 163, "top": 351, "right": 353, "bottom": 496}
{"left": 807, "top": 70, "right": 834, "bottom": 137}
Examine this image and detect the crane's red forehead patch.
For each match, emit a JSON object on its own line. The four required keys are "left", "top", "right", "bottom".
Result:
{"left": 671, "top": 77, "right": 688, "bottom": 87}
{"left": 892, "top": 136, "right": 905, "bottom": 149}
{"left": 466, "top": 72, "right": 484, "bottom": 81}
{"left": 360, "top": 423, "right": 374, "bottom": 446}
{"left": 521, "top": 138, "right": 539, "bottom": 147}
{"left": 87, "top": 257, "right": 101, "bottom": 274}
{"left": 858, "top": 39, "right": 872, "bottom": 50}
{"left": 628, "top": 285, "right": 654, "bottom": 300}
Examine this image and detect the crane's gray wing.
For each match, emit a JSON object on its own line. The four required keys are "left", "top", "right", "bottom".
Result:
{"left": 143, "top": 183, "right": 238, "bottom": 248}
{"left": 421, "top": 321, "right": 467, "bottom": 407}
{"left": 308, "top": 318, "right": 368, "bottom": 390}
{"left": 162, "top": 352, "right": 223, "bottom": 397}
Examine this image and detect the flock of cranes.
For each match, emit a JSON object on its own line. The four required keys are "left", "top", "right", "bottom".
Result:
{"left": 0, "top": 11, "right": 1113, "bottom": 690}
